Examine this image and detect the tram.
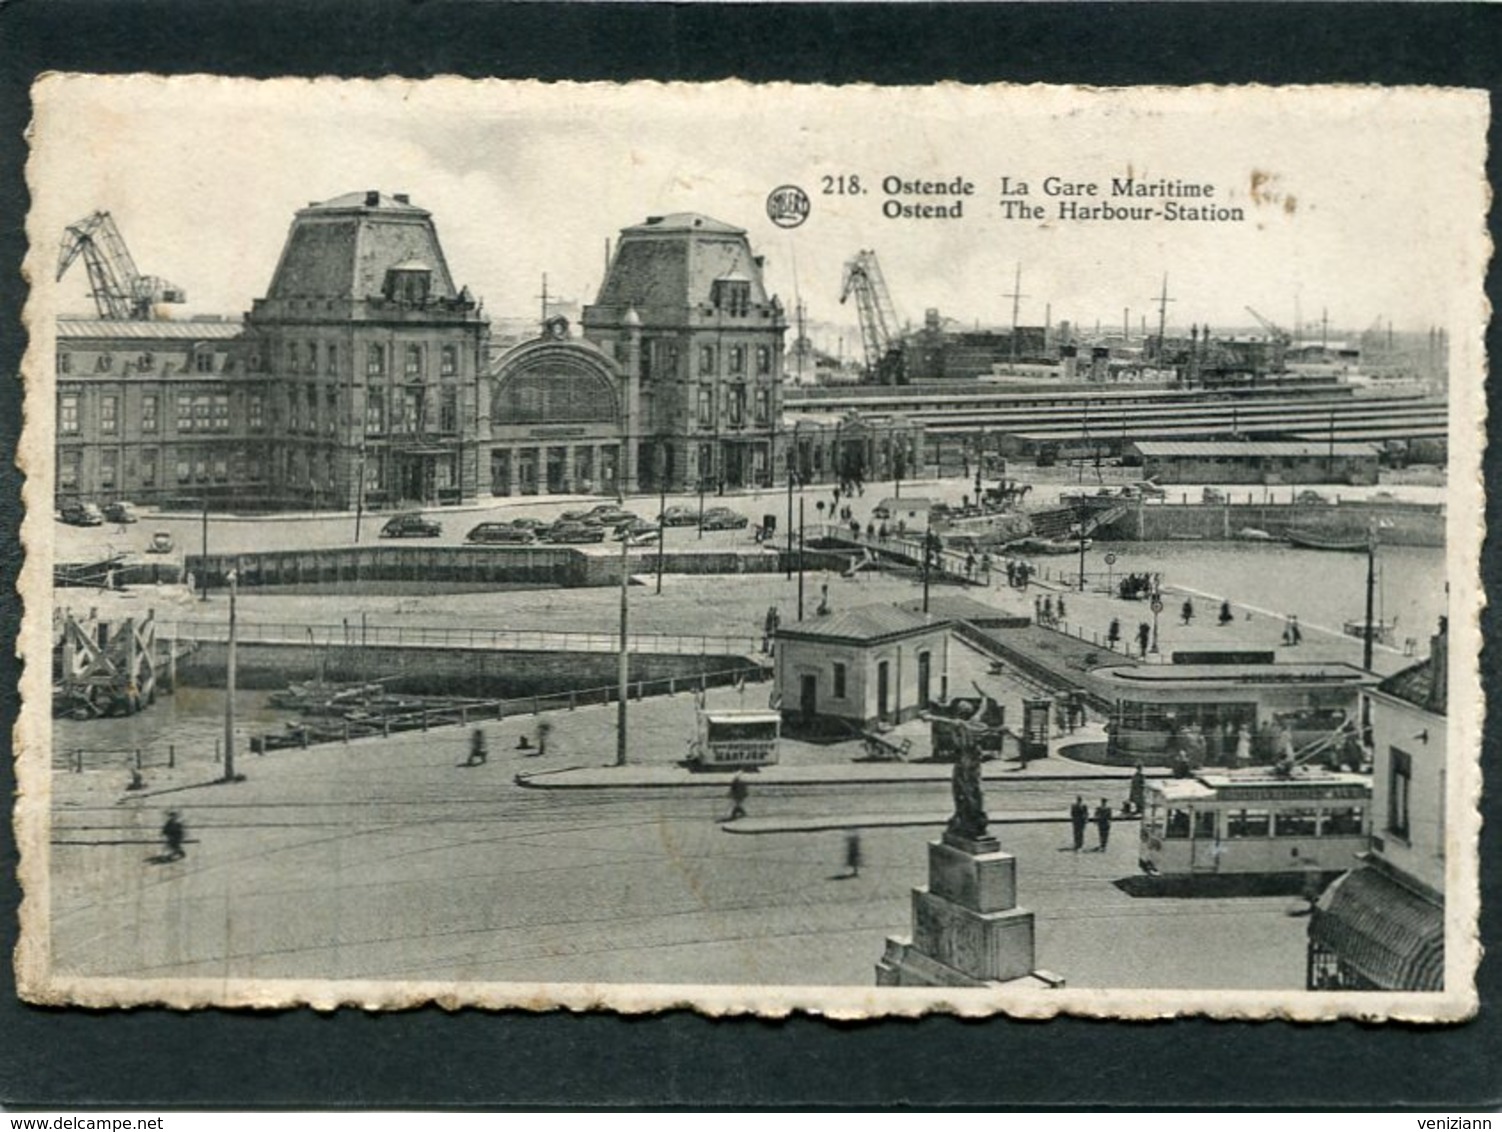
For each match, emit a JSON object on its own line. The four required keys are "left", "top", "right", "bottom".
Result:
{"left": 1139, "top": 768, "right": 1371, "bottom": 881}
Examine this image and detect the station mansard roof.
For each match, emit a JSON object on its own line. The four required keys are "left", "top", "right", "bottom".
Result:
{"left": 262, "top": 190, "right": 460, "bottom": 304}
{"left": 620, "top": 212, "right": 746, "bottom": 236}
{"left": 592, "top": 211, "right": 773, "bottom": 318}
{"left": 779, "top": 603, "right": 951, "bottom": 646}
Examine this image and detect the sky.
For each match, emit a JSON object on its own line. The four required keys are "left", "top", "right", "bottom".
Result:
{"left": 27, "top": 78, "right": 1489, "bottom": 345}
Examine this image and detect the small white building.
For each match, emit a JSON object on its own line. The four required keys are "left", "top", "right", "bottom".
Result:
{"left": 1307, "top": 620, "right": 1447, "bottom": 991}
{"left": 775, "top": 604, "right": 952, "bottom": 732}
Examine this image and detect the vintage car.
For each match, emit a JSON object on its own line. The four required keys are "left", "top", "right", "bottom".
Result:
{"left": 102, "top": 501, "right": 139, "bottom": 524}
{"left": 380, "top": 512, "right": 442, "bottom": 538}
{"left": 59, "top": 501, "right": 104, "bottom": 527}
{"left": 699, "top": 507, "right": 749, "bottom": 531}
{"left": 146, "top": 530, "right": 175, "bottom": 554}
{"left": 547, "top": 521, "right": 606, "bottom": 544}
{"left": 659, "top": 505, "right": 699, "bottom": 527}
{"left": 465, "top": 522, "right": 536, "bottom": 545}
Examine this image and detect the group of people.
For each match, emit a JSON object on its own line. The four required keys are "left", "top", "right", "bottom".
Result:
{"left": 1004, "top": 559, "right": 1035, "bottom": 589}
{"left": 1033, "top": 594, "right": 1067, "bottom": 627}
{"left": 1117, "top": 572, "right": 1160, "bottom": 602}
{"left": 1069, "top": 796, "right": 1114, "bottom": 852}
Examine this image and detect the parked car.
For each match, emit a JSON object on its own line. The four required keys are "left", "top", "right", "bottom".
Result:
{"left": 508, "top": 516, "right": 551, "bottom": 531}
{"left": 548, "top": 521, "right": 606, "bottom": 544}
{"left": 659, "top": 505, "right": 699, "bottom": 527}
{"left": 871, "top": 504, "right": 892, "bottom": 520}
{"left": 1201, "top": 487, "right": 1227, "bottom": 504}
{"left": 380, "top": 512, "right": 442, "bottom": 538}
{"left": 146, "top": 530, "right": 175, "bottom": 554}
{"left": 612, "top": 518, "right": 660, "bottom": 542}
{"left": 466, "top": 522, "right": 536, "bottom": 545}
{"left": 560, "top": 509, "right": 593, "bottom": 523}
{"left": 699, "top": 507, "right": 749, "bottom": 531}
{"left": 586, "top": 508, "right": 637, "bottom": 529}
{"left": 1295, "top": 490, "right": 1330, "bottom": 505}
{"left": 58, "top": 501, "right": 103, "bottom": 526}
{"left": 102, "top": 501, "right": 138, "bottom": 524}
{"left": 1130, "top": 480, "right": 1167, "bottom": 500}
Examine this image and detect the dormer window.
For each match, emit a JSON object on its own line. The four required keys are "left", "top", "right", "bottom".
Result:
{"left": 384, "top": 259, "right": 433, "bottom": 304}
{"left": 712, "top": 278, "right": 751, "bottom": 317}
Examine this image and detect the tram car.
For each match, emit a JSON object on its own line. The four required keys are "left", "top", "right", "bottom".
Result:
{"left": 687, "top": 709, "right": 781, "bottom": 770}
{"left": 1139, "top": 768, "right": 1371, "bottom": 881}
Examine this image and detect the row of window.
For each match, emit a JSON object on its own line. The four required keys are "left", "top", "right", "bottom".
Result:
{"left": 364, "top": 387, "right": 460, "bottom": 436}
{"left": 58, "top": 446, "right": 265, "bottom": 489}
{"left": 280, "top": 341, "right": 461, "bottom": 380}
{"left": 60, "top": 393, "right": 259, "bottom": 435}
{"left": 1157, "top": 806, "right": 1366, "bottom": 840}
{"left": 696, "top": 386, "right": 771, "bottom": 429}
{"left": 58, "top": 350, "right": 218, "bottom": 375}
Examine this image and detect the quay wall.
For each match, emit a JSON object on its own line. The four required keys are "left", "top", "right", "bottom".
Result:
{"left": 1094, "top": 501, "right": 1444, "bottom": 548}
{"left": 176, "top": 641, "right": 762, "bottom": 697}
{"left": 186, "top": 546, "right": 853, "bottom": 592}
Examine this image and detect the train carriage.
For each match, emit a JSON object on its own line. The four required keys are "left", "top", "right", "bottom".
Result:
{"left": 1139, "top": 768, "right": 1371, "bottom": 881}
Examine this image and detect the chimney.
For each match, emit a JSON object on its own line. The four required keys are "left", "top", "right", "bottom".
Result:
{"left": 365, "top": 190, "right": 380, "bottom": 207}
{"left": 394, "top": 193, "right": 410, "bottom": 204}
{"left": 1426, "top": 616, "right": 1448, "bottom": 715}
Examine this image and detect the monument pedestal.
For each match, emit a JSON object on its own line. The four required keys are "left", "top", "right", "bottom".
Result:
{"left": 876, "top": 833, "right": 1064, "bottom": 989}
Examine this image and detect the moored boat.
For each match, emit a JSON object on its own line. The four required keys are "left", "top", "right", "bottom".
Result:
{"left": 1284, "top": 528, "right": 1370, "bottom": 552}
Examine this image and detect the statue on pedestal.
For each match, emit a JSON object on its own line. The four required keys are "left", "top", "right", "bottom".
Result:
{"left": 945, "top": 720, "right": 989, "bottom": 842}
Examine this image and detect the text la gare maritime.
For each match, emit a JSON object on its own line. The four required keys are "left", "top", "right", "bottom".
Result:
{"left": 1000, "top": 175, "right": 1246, "bottom": 223}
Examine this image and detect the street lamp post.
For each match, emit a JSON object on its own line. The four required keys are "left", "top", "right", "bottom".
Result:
{"left": 1077, "top": 523, "right": 1088, "bottom": 592}
{"left": 198, "top": 498, "right": 209, "bottom": 601}
{"left": 617, "top": 524, "right": 630, "bottom": 766}
{"left": 922, "top": 526, "right": 934, "bottom": 614}
{"left": 697, "top": 446, "right": 707, "bottom": 540}
{"left": 785, "top": 451, "right": 795, "bottom": 581}
{"left": 656, "top": 443, "right": 667, "bottom": 596}
{"left": 223, "top": 566, "right": 238, "bottom": 782}
{"left": 797, "top": 496, "right": 805, "bottom": 621}
{"left": 354, "top": 443, "right": 367, "bottom": 544}
{"left": 1362, "top": 524, "right": 1378, "bottom": 672}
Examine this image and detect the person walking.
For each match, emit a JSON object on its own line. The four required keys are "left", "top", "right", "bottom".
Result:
{"left": 1180, "top": 598, "right": 1195, "bottom": 626}
{"left": 1056, "top": 596, "right": 1066, "bottom": 623}
{"left": 466, "top": 728, "right": 488, "bottom": 766}
{"left": 1094, "top": 799, "right": 1114, "bottom": 851}
{"left": 1127, "top": 764, "right": 1146, "bottom": 816}
{"left": 843, "top": 830, "right": 863, "bottom": 878}
{"left": 1042, "top": 596, "right": 1054, "bottom": 625}
{"left": 161, "top": 810, "right": 186, "bottom": 861}
{"left": 1069, "top": 796, "right": 1089, "bottom": 852}
{"left": 1218, "top": 599, "right": 1234, "bottom": 626}
{"left": 725, "top": 774, "right": 749, "bottom": 821}
{"left": 1137, "top": 621, "right": 1151, "bottom": 658}
{"left": 1107, "top": 617, "right": 1122, "bottom": 650}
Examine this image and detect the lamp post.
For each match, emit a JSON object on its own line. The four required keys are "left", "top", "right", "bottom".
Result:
{"left": 922, "top": 526, "right": 934, "bottom": 614}
{"left": 1077, "top": 523, "right": 1088, "bottom": 592}
{"left": 198, "top": 497, "right": 209, "bottom": 601}
{"left": 656, "top": 442, "right": 666, "bottom": 596}
{"left": 354, "top": 443, "right": 367, "bottom": 544}
{"left": 797, "top": 496, "right": 806, "bottom": 620}
{"left": 697, "top": 445, "right": 707, "bottom": 540}
{"left": 617, "top": 521, "right": 630, "bottom": 766}
{"left": 223, "top": 565, "right": 238, "bottom": 782}
{"left": 785, "top": 449, "right": 795, "bottom": 581}
{"left": 1362, "top": 522, "right": 1378, "bottom": 672}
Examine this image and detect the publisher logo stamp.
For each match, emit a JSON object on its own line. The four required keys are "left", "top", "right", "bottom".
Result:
{"left": 766, "top": 185, "right": 810, "bottom": 229}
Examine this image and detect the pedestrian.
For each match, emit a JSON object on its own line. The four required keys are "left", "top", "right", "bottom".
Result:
{"left": 878, "top": 522, "right": 889, "bottom": 540}
{"left": 1006, "top": 560, "right": 1018, "bottom": 587}
{"left": 844, "top": 830, "right": 863, "bottom": 878}
{"left": 1289, "top": 616, "right": 1302, "bottom": 646}
{"left": 1069, "top": 796, "right": 1089, "bottom": 851}
{"left": 1034, "top": 595, "right": 1044, "bottom": 623}
{"left": 866, "top": 521, "right": 876, "bottom": 539}
{"left": 161, "top": 810, "right": 186, "bottom": 861}
{"left": 1219, "top": 599, "right": 1234, "bottom": 626}
{"left": 466, "top": 728, "right": 488, "bottom": 766}
{"left": 1137, "top": 621, "right": 1151, "bottom": 658}
{"left": 1107, "top": 617, "right": 1122, "bottom": 650}
{"left": 1056, "top": 596, "right": 1066, "bottom": 623}
{"left": 726, "top": 774, "right": 749, "bottom": 821}
{"left": 849, "top": 518, "right": 860, "bottom": 540}
{"left": 1180, "top": 598, "right": 1195, "bottom": 626}
{"left": 981, "top": 552, "right": 993, "bottom": 584}
{"left": 965, "top": 551, "right": 976, "bottom": 579}
{"left": 1094, "top": 798, "right": 1113, "bottom": 851}
{"left": 1127, "top": 764, "right": 1146, "bottom": 816}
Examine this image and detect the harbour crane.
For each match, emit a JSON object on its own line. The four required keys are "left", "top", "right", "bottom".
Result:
{"left": 1243, "top": 305, "right": 1291, "bottom": 345}
{"left": 56, "top": 210, "right": 186, "bottom": 320}
{"left": 839, "top": 249, "right": 906, "bottom": 384}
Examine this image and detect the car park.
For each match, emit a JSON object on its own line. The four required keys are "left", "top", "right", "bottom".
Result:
{"left": 102, "top": 501, "right": 138, "bottom": 524}
{"left": 699, "top": 507, "right": 749, "bottom": 531}
{"left": 380, "top": 512, "right": 442, "bottom": 538}
{"left": 466, "top": 522, "right": 536, "bottom": 545}
{"left": 59, "top": 501, "right": 103, "bottom": 526}
{"left": 548, "top": 521, "right": 607, "bottom": 544}
{"left": 659, "top": 505, "right": 699, "bottom": 527}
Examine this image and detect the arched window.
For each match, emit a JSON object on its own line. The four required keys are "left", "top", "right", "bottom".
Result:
{"left": 494, "top": 364, "right": 618, "bottom": 425}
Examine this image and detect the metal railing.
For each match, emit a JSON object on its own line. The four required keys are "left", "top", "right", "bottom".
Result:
{"left": 159, "top": 619, "right": 761, "bottom": 657}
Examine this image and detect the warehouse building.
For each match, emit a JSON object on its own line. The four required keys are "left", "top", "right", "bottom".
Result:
{"left": 1125, "top": 439, "right": 1381, "bottom": 485}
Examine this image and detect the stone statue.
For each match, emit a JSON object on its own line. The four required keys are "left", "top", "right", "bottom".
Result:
{"left": 946, "top": 720, "right": 989, "bottom": 842}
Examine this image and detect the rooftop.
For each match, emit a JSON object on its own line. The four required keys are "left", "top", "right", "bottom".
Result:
{"left": 621, "top": 212, "right": 745, "bottom": 236}
{"left": 1130, "top": 440, "right": 1380, "bottom": 458}
{"left": 1094, "top": 661, "right": 1374, "bottom": 687}
{"left": 57, "top": 317, "right": 244, "bottom": 341}
{"left": 779, "top": 603, "right": 949, "bottom": 644}
{"left": 1377, "top": 653, "right": 1446, "bottom": 716}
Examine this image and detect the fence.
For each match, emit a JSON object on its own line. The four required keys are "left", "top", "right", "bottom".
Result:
{"left": 54, "top": 743, "right": 188, "bottom": 774}
{"left": 161, "top": 619, "right": 761, "bottom": 657}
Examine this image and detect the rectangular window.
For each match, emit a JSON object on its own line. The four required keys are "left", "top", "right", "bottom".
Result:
{"left": 138, "top": 352, "right": 154, "bottom": 372}
{"left": 326, "top": 389, "right": 338, "bottom": 435}
{"left": 832, "top": 663, "right": 847, "bottom": 699}
{"left": 288, "top": 388, "right": 301, "bottom": 432}
{"left": 58, "top": 352, "right": 72, "bottom": 375}
{"left": 441, "top": 345, "right": 458, "bottom": 377}
{"left": 326, "top": 343, "right": 338, "bottom": 376}
{"left": 1226, "top": 809, "right": 1271, "bottom": 839}
{"left": 176, "top": 453, "right": 192, "bottom": 484}
{"left": 212, "top": 454, "right": 229, "bottom": 483}
{"left": 366, "top": 388, "right": 385, "bottom": 435}
{"left": 177, "top": 395, "right": 193, "bottom": 432}
{"left": 194, "top": 452, "right": 210, "bottom": 483}
{"left": 60, "top": 394, "right": 79, "bottom": 434}
{"left": 140, "top": 448, "right": 158, "bottom": 488}
{"left": 247, "top": 454, "right": 264, "bottom": 483}
{"left": 248, "top": 394, "right": 264, "bottom": 431}
{"left": 697, "top": 385, "right": 714, "bottom": 427}
{"left": 440, "top": 387, "right": 458, "bottom": 434}
{"left": 1388, "top": 748, "right": 1412, "bottom": 841}
{"left": 59, "top": 449, "right": 81, "bottom": 489}
{"left": 212, "top": 394, "right": 230, "bottom": 432}
{"left": 195, "top": 351, "right": 214, "bottom": 374}
{"left": 287, "top": 342, "right": 299, "bottom": 374}
{"left": 754, "top": 389, "right": 769, "bottom": 425}
{"left": 1273, "top": 809, "right": 1319, "bottom": 838}
{"left": 729, "top": 345, "right": 746, "bottom": 374}
{"left": 1164, "top": 808, "right": 1192, "bottom": 840}
{"left": 193, "top": 395, "right": 213, "bottom": 433}
{"left": 405, "top": 344, "right": 423, "bottom": 380}
{"left": 96, "top": 353, "right": 114, "bottom": 372}
{"left": 99, "top": 449, "right": 117, "bottom": 490}
{"left": 367, "top": 343, "right": 384, "bottom": 377}
{"left": 1319, "top": 807, "right": 1365, "bottom": 837}
{"left": 142, "top": 394, "right": 159, "bottom": 433}
{"left": 756, "top": 345, "right": 772, "bottom": 375}
{"left": 728, "top": 387, "right": 745, "bottom": 426}
{"left": 403, "top": 389, "right": 421, "bottom": 433}
{"left": 699, "top": 345, "right": 717, "bottom": 376}
{"left": 306, "top": 383, "right": 318, "bottom": 433}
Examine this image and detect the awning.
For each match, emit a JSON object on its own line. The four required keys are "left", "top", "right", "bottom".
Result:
{"left": 1310, "top": 866, "right": 1444, "bottom": 991}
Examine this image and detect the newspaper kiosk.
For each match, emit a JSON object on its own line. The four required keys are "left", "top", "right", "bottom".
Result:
{"left": 689, "top": 709, "right": 781, "bottom": 770}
